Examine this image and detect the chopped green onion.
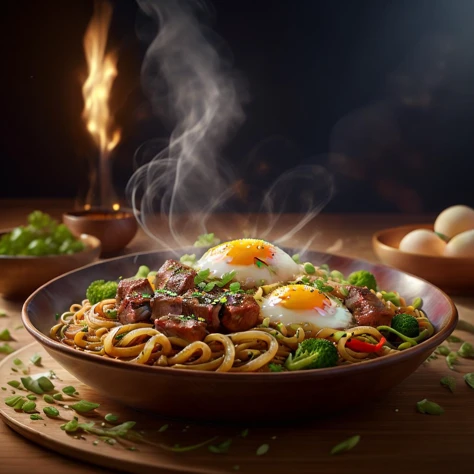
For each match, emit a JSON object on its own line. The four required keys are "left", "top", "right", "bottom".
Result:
{"left": 458, "top": 342, "right": 474, "bottom": 358}
{"left": 208, "top": 438, "right": 232, "bottom": 454}
{"left": 0, "top": 329, "right": 11, "bottom": 341}
{"left": 27, "top": 394, "right": 37, "bottom": 401}
{"left": 437, "top": 345, "right": 450, "bottom": 356}
{"left": 292, "top": 254, "right": 301, "bottom": 264}
{"left": 446, "top": 351, "right": 458, "bottom": 370}
{"left": 158, "top": 424, "right": 169, "bottom": 433}
{"left": 159, "top": 436, "right": 218, "bottom": 452}
{"left": 193, "top": 233, "right": 220, "bottom": 248}
{"left": 465, "top": 373, "right": 474, "bottom": 389}
{"left": 22, "top": 401, "right": 37, "bottom": 413}
{"left": 43, "top": 406, "right": 60, "bottom": 417}
{"left": 447, "top": 335, "right": 463, "bottom": 343}
{"left": 61, "top": 418, "right": 79, "bottom": 433}
{"left": 256, "top": 443, "right": 270, "bottom": 456}
{"left": 416, "top": 399, "right": 444, "bottom": 415}
{"left": 105, "top": 413, "right": 119, "bottom": 423}
{"left": 440, "top": 376, "right": 456, "bottom": 393}
{"left": 70, "top": 400, "right": 100, "bottom": 413}
{"left": 330, "top": 435, "right": 360, "bottom": 455}
{"left": 53, "top": 393, "right": 63, "bottom": 401}
{"left": 0, "top": 344, "right": 14, "bottom": 354}
{"left": 5, "top": 395, "right": 24, "bottom": 407}
{"left": 29, "top": 353, "right": 42, "bottom": 366}
{"left": 304, "top": 263, "right": 316, "bottom": 274}
{"left": 411, "top": 297, "right": 423, "bottom": 309}
{"left": 62, "top": 386, "right": 77, "bottom": 395}
{"left": 7, "top": 380, "right": 20, "bottom": 388}
{"left": 43, "top": 394, "right": 55, "bottom": 404}
{"left": 30, "top": 414, "right": 43, "bottom": 420}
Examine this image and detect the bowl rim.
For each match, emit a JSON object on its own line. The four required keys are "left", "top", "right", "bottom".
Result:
{"left": 0, "top": 230, "right": 101, "bottom": 261}
{"left": 62, "top": 207, "right": 137, "bottom": 221}
{"left": 373, "top": 223, "right": 474, "bottom": 263}
{"left": 21, "top": 248, "right": 458, "bottom": 379}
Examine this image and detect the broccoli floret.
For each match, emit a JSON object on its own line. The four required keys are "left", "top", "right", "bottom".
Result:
{"left": 268, "top": 363, "right": 285, "bottom": 372}
{"left": 285, "top": 338, "right": 338, "bottom": 371}
{"left": 134, "top": 265, "right": 151, "bottom": 279}
{"left": 86, "top": 280, "right": 118, "bottom": 305}
{"left": 347, "top": 270, "right": 377, "bottom": 291}
{"left": 391, "top": 313, "right": 419, "bottom": 338}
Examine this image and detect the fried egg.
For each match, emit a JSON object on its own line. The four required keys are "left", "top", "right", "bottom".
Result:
{"left": 196, "top": 239, "right": 301, "bottom": 288}
{"left": 260, "top": 284, "right": 353, "bottom": 329}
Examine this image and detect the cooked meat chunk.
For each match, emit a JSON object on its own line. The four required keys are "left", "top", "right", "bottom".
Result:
{"left": 182, "top": 291, "right": 222, "bottom": 330}
{"left": 116, "top": 278, "right": 153, "bottom": 306}
{"left": 151, "top": 290, "right": 222, "bottom": 330}
{"left": 154, "top": 315, "right": 208, "bottom": 342}
{"left": 151, "top": 293, "right": 184, "bottom": 318}
{"left": 220, "top": 293, "right": 260, "bottom": 332}
{"left": 117, "top": 294, "right": 152, "bottom": 325}
{"left": 154, "top": 259, "right": 197, "bottom": 295}
{"left": 345, "top": 286, "right": 393, "bottom": 327}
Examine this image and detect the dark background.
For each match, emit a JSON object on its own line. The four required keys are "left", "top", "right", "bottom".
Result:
{"left": 2, "top": 0, "right": 474, "bottom": 213}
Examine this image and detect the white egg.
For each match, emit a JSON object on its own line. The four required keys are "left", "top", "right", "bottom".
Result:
{"left": 196, "top": 239, "right": 302, "bottom": 288}
{"left": 434, "top": 205, "right": 474, "bottom": 239}
{"left": 444, "top": 229, "right": 474, "bottom": 258}
{"left": 399, "top": 229, "right": 446, "bottom": 256}
{"left": 260, "top": 284, "right": 353, "bottom": 329}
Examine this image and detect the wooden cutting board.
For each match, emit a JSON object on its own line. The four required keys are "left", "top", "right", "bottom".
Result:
{"left": 1, "top": 342, "right": 473, "bottom": 474}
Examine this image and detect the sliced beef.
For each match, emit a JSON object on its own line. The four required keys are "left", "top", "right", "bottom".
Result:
{"left": 116, "top": 278, "right": 153, "bottom": 306}
{"left": 220, "top": 293, "right": 260, "bottom": 332}
{"left": 117, "top": 294, "right": 152, "bottom": 325}
{"left": 154, "top": 259, "right": 197, "bottom": 295}
{"left": 154, "top": 315, "right": 208, "bottom": 342}
{"left": 345, "top": 286, "right": 393, "bottom": 328}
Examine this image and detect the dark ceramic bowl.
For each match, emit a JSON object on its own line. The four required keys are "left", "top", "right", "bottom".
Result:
{"left": 22, "top": 250, "right": 457, "bottom": 422}
{"left": 63, "top": 209, "right": 138, "bottom": 257}
{"left": 0, "top": 232, "right": 101, "bottom": 300}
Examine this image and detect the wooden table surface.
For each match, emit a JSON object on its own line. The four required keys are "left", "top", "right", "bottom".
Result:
{"left": 1, "top": 199, "right": 473, "bottom": 474}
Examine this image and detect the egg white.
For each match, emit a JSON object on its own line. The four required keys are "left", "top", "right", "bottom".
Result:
{"left": 196, "top": 239, "right": 302, "bottom": 288}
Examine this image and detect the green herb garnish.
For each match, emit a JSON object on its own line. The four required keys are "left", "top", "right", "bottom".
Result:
{"left": 330, "top": 435, "right": 360, "bottom": 455}
{"left": 446, "top": 351, "right": 458, "bottom": 370}
{"left": 0, "top": 329, "right": 11, "bottom": 341}
{"left": 70, "top": 400, "right": 100, "bottom": 413}
{"left": 43, "top": 406, "right": 60, "bottom": 417}
{"left": 105, "top": 413, "right": 119, "bottom": 423}
{"left": 30, "top": 414, "right": 43, "bottom": 420}
{"left": 30, "top": 353, "right": 42, "bottom": 366}
{"left": 440, "top": 376, "right": 456, "bottom": 393}
{"left": 416, "top": 399, "right": 444, "bottom": 415}
{"left": 62, "top": 386, "right": 77, "bottom": 396}
{"left": 0, "top": 343, "right": 15, "bottom": 354}
{"left": 458, "top": 342, "right": 474, "bottom": 358}
{"left": 447, "top": 335, "right": 463, "bottom": 343}
{"left": 208, "top": 438, "right": 232, "bottom": 454}
{"left": 465, "top": 373, "right": 474, "bottom": 389}
{"left": 158, "top": 424, "right": 169, "bottom": 433}
{"left": 22, "top": 401, "right": 37, "bottom": 413}
{"left": 43, "top": 394, "right": 55, "bottom": 404}
{"left": 256, "top": 443, "right": 270, "bottom": 456}
{"left": 53, "top": 393, "right": 63, "bottom": 401}
{"left": 193, "top": 233, "right": 220, "bottom": 248}
{"left": 304, "top": 263, "right": 316, "bottom": 274}
{"left": 436, "top": 345, "right": 450, "bottom": 356}
{"left": 7, "top": 380, "right": 20, "bottom": 388}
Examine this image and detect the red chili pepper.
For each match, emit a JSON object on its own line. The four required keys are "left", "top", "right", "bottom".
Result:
{"left": 346, "top": 336, "right": 387, "bottom": 353}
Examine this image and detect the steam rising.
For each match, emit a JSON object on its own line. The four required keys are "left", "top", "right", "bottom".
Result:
{"left": 128, "top": 0, "right": 333, "bottom": 250}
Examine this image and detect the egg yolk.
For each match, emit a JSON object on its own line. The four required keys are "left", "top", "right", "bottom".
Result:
{"left": 214, "top": 239, "right": 275, "bottom": 266}
{"left": 270, "top": 285, "right": 330, "bottom": 310}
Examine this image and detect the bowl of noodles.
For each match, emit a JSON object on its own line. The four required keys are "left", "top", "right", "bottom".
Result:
{"left": 22, "top": 239, "right": 457, "bottom": 421}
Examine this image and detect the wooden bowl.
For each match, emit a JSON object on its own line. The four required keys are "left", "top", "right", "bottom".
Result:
{"left": 0, "top": 233, "right": 101, "bottom": 300}
{"left": 22, "top": 249, "right": 457, "bottom": 422}
{"left": 373, "top": 223, "right": 474, "bottom": 295}
{"left": 63, "top": 209, "right": 138, "bottom": 257}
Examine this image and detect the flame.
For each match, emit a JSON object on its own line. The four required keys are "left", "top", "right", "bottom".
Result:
{"left": 112, "top": 203, "right": 120, "bottom": 211}
{"left": 82, "top": 0, "right": 120, "bottom": 154}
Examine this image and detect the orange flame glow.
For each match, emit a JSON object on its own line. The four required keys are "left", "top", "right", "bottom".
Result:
{"left": 82, "top": 0, "right": 120, "bottom": 154}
